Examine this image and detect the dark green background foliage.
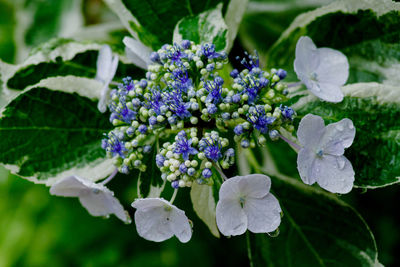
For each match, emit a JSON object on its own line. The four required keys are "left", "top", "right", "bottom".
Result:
{"left": 122, "top": 0, "right": 229, "bottom": 47}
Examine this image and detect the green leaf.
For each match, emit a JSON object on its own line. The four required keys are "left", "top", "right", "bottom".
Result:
{"left": 0, "top": 0, "right": 16, "bottom": 63}
{"left": 1, "top": 38, "right": 144, "bottom": 92}
{"left": 190, "top": 182, "right": 220, "bottom": 238}
{"left": 11, "top": 0, "right": 84, "bottom": 63}
{"left": 173, "top": 4, "right": 228, "bottom": 51}
{"left": 137, "top": 141, "right": 165, "bottom": 198}
{"left": 248, "top": 173, "right": 380, "bottom": 267}
{"left": 104, "top": 0, "right": 230, "bottom": 50}
{"left": 239, "top": 0, "right": 330, "bottom": 61}
{"left": 292, "top": 82, "right": 400, "bottom": 189}
{"left": 267, "top": 0, "right": 400, "bottom": 84}
{"left": 0, "top": 76, "right": 114, "bottom": 185}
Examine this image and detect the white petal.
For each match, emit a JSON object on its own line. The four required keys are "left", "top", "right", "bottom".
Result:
{"left": 218, "top": 176, "right": 242, "bottom": 201}
{"left": 79, "top": 185, "right": 130, "bottom": 223}
{"left": 309, "top": 82, "right": 344, "bottom": 103}
{"left": 319, "top": 118, "right": 356, "bottom": 155}
{"left": 315, "top": 47, "right": 349, "bottom": 86}
{"left": 237, "top": 174, "right": 271, "bottom": 198}
{"left": 297, "top": 147, "right": 317, "bottom": 185}
{"left": 297, "top": 114, "right": 325, "bottom": 147}
{"left": 123, "top": 37, "right": 152, "bottom": 70}
{"left": 97, "top": 84, "right": 110, "bottom": 113}
{"left": 134, "top": 205, "right": 173, "bottom": 242}
{"left": 216, "top": 199, "right": 247, "bottom": 236}
{"left": 294, "top": 36, "right": 319, "bottom": 80}
{"left": 169, "top": 207, "right": 192, "bottom": 243}
{"left": 95, "top": 45, "right": 112, "bottom": 82}
{"left": 132, "top": 198, "right": 191, "bottom": 242}
{"left": 244, "top": 194, "right": 281, "bottom": 233}
{"left": 313, "top": 155, "right": 355, "bottom": 194}
{"left": 50, "top": 175, "right": 89, "bottom": 197}
{"left": 132, "top": 197, "right": 168, "bottom": 210}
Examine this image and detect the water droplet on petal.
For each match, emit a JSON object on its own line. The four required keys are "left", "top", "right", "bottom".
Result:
{"left": 336, "top": 157, "right": 345, "bottom": 170}
{"left": 267, "top": 228, "right": 280, "bottom": 238}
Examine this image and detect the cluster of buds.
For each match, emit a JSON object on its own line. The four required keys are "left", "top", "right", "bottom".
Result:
{"left": 102, "top": 40, "right": 295, "bottom": 188}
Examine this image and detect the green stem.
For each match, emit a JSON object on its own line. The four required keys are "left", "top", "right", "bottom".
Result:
{"left": 246, "top": 231, "right": 254, "bottom": 267}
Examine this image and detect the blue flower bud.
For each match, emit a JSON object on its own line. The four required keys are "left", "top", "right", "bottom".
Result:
{"left": 179, "top": 163, "right": 188, "bottom": 173}
{"left": 207, "top": 104, "right": 218, "bottom": 114}
{"left": 241, "top": 139, "right": 250, "bottom": 148}
{"left": 234, "top": 124, "right": 244, "bottom": 135}
{"left": 214, "top": 76, "right": 224, "bottom": 86}
{"left": 143, "top": 145, "right": 152, "bottom": 153}
{"left": 149, "top": 116, "right": 157, "bottom": 125}
{"left": 230, "top": 69, "right": 239, "bottom": 78}
{"left": 187, "top": 167, "right": 196, "bottom": 176}
{"left": 202, "top": 168, "right": 212, "bottom": 178}
{"left": 150, "top": 52, "right": 160, "bottom": 62}
{"left": 121, "top": 165, "right": 129, "bottom": 174}
{"left": 259, "top": 77, "right": 269, "bottom": 87}
{"left": 139, "top": 79, "right": 148, "bottom": 89}
{"left": 181, "top": 40, "right": 191, "bottom": 49}
{"left": 221, "top": 112, "right": 230, "bottom": 120}
{"left": 138, "top": 125, "right": 147, "bottom": 134}
{"left": 168, "top": 115, "right": 177, "bottom": 125}
{"left": 232, "top": 94, "right": 241, "bottom": 103}
{"left": 276, "top": 69, "right": 287, "bottom": 79}
{"left": 225, "top": 148, "right": 235, "bottom": 157}
{"left": 269, "top": 130, "right": 280, "bottom": 141}
{"left": 156, "top": 154, "right": 165, "bottom": 167}
{"left": 171, "top": 180, "right": 179, "bottom": 189}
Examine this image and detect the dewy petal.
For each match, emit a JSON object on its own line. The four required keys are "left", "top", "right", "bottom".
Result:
{"left": 315, "top": 47, "right": 349, "bottom": 86}
{"left": 297, "top": 147, "right": 318, "bottom": 185}
{"left": 244, "top": 194, "right": 281, "bottom": 233}
{"left": 218, "top": 176, "right": 242, "bottom": 201}
{"left": 123, "top": 37, "right": 152, "bottom": 70}
{"left": 79, "top": 185, "right": 130, "bottom": 223}
{"left": 96, "top": 49, "right": 119, "bottom": 113}
{"left": 216, "top": 199, "right": 247, "bottom": 236}
{"left": 97, "top": 84, "right": 110, "bottom": 113}
{"left": 309, "top": 82, "right": 344, "bottom": 103}
{"left": 51, "top": 175, "right": 130, "bottom": 223}
{"left": 294, "top": 36, "right": 319, "bottom": 80}
{"left": 95, "top": 45, "right": 112, "bottom": 83}
{"left": 132, "top": 198, "right": 192, "bottom": 243}
{"left": 50, "top": 175, "right": 88, "bottom": 197}
{"left": 297, "top": 114, "right": 325, "bottom": 147}
{"left": 237, "top": 174, "right": 271, "bottom": 199}
{"left": 134, "top": 205, "right": 173, "bottom": 242}
{"left": 313, "top": 155, "right": 355, "bottom": 194}
{"left": 319, "top": 118, "right": 356, "bottom": 156}
{"left": 169, "top": 207, "right": 192, "bottom": 243}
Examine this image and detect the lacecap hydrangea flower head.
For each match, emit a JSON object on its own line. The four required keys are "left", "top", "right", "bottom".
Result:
{"left": 50, "top": 36, "right": 355, "bottom": 243}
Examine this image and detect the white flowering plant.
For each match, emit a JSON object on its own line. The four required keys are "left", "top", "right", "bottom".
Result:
{"left": 0, "top": 0, "right": 399, "bottom": 266}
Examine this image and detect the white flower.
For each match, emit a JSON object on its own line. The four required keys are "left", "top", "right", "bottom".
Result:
{"left": 294, "top": 36, "right": 349, "bottom": 103}
{"left": 216, "top": 174, "right": 281, "bottom": 236}
{"left": 297, "top": 114, "right": 356, "bottom": 194}
{"left": 50, "top": 175, "right": 130, "bottom": 223}
{"left": 132, "top": 198, "right": 192, "bottom": 243}
{"left": 95, "top": 45, "right": 119, "bottom": 113}
{"left": 123, "top": 37, "right": 153, "bottom": 70}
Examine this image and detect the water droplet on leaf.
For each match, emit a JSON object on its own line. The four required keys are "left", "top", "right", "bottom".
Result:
{"left": 267, "top": 228, "right": 280, "bottom": 237}
{"left": 336, "top": 157, "right": 345, "bottom": 170}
